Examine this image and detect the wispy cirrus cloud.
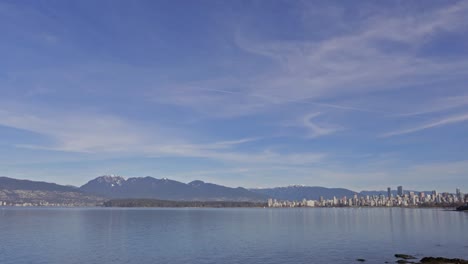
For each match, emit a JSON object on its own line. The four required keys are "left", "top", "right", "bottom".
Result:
{"left": 381, "top": 113, "right": 468, "bottom": 137}
{"left": 235, "top": 1, "right": 468, "bottom": 104}
{"left": 149, "top": 1, "right": 468, "bottom": 138}
{"left": 393, "top": 95, "right": 468, "bottom": 117}
{"left": 0, "top": 107, "right": 152, "bottom": 153}
{"left": 302, "top": 112, "right": 341, "bottom": 138}
{"left": 0, "top": 103, "right": 325, "bottom": 166}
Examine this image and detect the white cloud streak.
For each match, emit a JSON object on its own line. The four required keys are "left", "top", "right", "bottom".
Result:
{"left": 0, "top": 107, "right": 150, "bottom": 153}
{"left": 394, "top": 95, "right": 468, "bottom": 117}
{"left": 381, "top": 113, "right": 468, "bottom": 137}
{"left": 150, "top": 1, "right": 468, "bottom": 138}
{"left": 302, "top": 112, "right": 340, "bottom": 138}
{"left": 0, "top": 104, "right": 325, "bottom": 166}
{"left": 235, "top": 1, "right": 468, "bottom": 103}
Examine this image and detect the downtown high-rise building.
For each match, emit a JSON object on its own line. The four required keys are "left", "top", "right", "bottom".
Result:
{"left": 397, "top": 186, "right": 403, "bottom": 197}
{"left": 456, "top": 188, "right": 464, "bottom": 202}
{"left": 387, "top": 187, "right": 391, "bottom": 199}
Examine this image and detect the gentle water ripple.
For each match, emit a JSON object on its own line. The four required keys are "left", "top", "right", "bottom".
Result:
{"left": 0, "top": 207, "right": 467, "bottom": 264}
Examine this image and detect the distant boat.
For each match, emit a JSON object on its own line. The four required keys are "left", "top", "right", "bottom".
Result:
{"left": 456, "top": 204, "right": 468, "bottom": 211}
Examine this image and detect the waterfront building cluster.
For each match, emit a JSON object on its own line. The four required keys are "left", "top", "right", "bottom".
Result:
{"left": 0, "top": 200, "right": 98, "bottom": 207}
{"left": 267, "top": 186, "right": 467, "bottom": 208}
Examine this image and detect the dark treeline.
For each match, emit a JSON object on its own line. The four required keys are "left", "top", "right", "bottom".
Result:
{"left": 417, "top": 202, "right": 465, "bottom": 208}
{"left": 103, "top": 199, "right": 267, "bottom": 208}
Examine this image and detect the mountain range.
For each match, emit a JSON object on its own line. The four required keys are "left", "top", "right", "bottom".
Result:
{"left": 80, "top": 176, "right": 266, "bottom": 201}
{"left": 0, "top": 175, "right": 437, "bottom": 205}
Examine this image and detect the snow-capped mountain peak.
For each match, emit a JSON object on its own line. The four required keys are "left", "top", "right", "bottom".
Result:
{"left": 95, "top": 175, "right": 126, "bottom": 186}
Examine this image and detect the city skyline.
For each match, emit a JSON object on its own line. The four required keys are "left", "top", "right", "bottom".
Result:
{"left": 0, "top": 174, "right": 465, "bottom": 207}
{"left": 1, "top": 1, "right": 468, "bottom": 191}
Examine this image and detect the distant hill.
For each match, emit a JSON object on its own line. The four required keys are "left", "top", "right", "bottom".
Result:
{"left": 80, "top": 176, "right": 267, "bottom": 202}
{"left": 0, "top": 176, "right": 78, "bottom": 192}
{"left": 250, "top": 185, "right": 357, "bottom": 200}
{"left": 0, "top": 176, "right": 103, "bottom": 205}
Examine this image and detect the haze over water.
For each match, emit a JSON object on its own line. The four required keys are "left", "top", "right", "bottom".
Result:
{"left": 1, "top": 207, "right": 467, "bottom": 264}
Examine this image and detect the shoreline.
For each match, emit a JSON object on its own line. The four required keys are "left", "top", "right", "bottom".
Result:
{"left": 1, "top": 204, "right": 465, "bottom": 210}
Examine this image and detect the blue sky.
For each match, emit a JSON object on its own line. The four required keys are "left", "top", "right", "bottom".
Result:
{"left": 1, "top": 0, "right": 467, "bottom": 191}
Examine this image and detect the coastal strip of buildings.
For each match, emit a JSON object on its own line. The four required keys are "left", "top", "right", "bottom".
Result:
{"left": 268, "top": 186, "right": 467, "bottom": 208}
{"left": 1, "top": 186, "right": 466, "bottom": 208}
{"left": 0, "top": 201, "right": 99, "bottom": 207}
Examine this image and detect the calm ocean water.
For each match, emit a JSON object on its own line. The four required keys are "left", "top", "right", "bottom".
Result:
{"left": 0, "top": 207, "right": 466, "bottom": 264}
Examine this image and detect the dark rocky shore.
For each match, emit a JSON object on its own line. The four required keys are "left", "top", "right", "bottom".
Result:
{"left": 418, "top": 257, "right": 468, "bottom": 263}
{"left": 356, "top": 254, "right": 468, "bottom": 263}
